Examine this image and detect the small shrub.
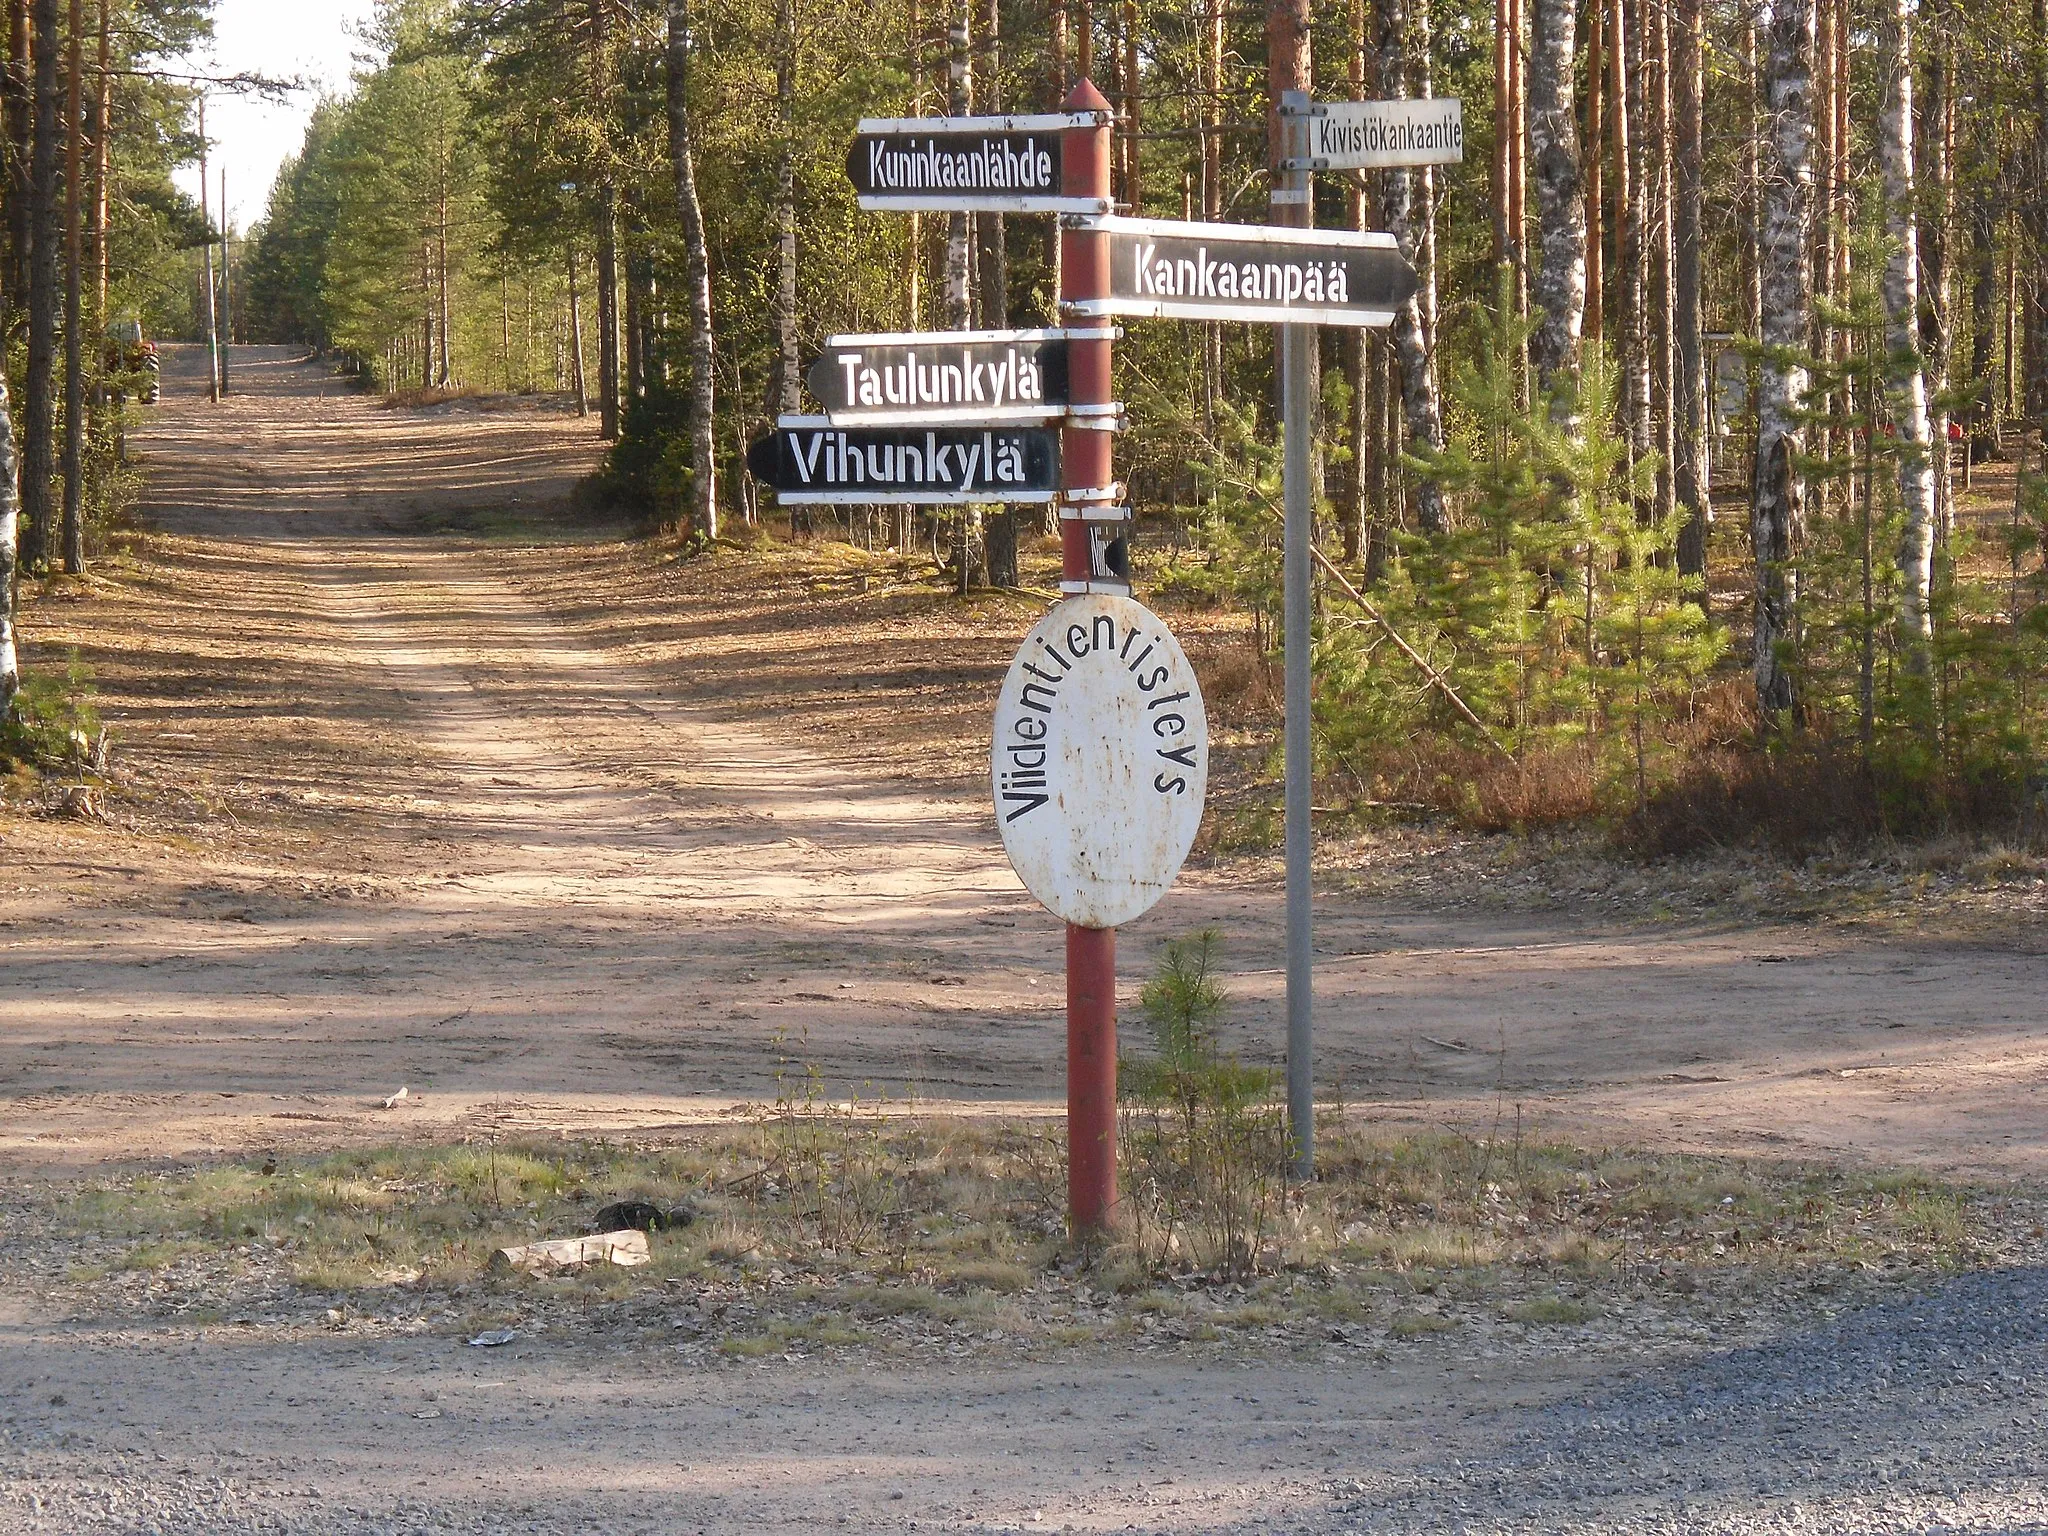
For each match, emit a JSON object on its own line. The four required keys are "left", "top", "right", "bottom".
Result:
{"left": 1, "top": 657, "right": 101, "bottom": 773}
{"left": 1119, "top": 930, "right": 1286, "bottom": 1275}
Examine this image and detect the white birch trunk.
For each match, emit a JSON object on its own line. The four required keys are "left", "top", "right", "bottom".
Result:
{"left": 666, "top": 0, "right": 718, "bottom": 536}
{"left": 1526, "top": 0, "right": 1585, "bottom": 393}
{"left": 1879, "top": 0, "right": 1935, "bottom": 666}
{"left": 1674, "top": 0, "right": 1707, "bottom": 579}
{"left": 1752, "top": 0, "right": 1815, "bottom": 716}
{"left": 1376, "top": 0, "right": 1447, "bottom": 532}
{"left": 0, "top": 365, "right": 17, "bottom": 714}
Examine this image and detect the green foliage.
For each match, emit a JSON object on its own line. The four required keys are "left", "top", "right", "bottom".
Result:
{"left": 1313, "top": 284, "right": 1723, "bottom": 823}
{"left": 1717, "top": 219, "right": 2048, "bottom": 845}
{"left": 1119, "top": 931, "right": 1284, "bottom": 1275}
{"left": 1, "top": 656, "right": 101, "bottom": 773}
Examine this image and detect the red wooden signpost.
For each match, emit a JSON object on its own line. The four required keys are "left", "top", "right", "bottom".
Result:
{"left": 1057, "top": 81, "right": 1118, "bottom": 1235}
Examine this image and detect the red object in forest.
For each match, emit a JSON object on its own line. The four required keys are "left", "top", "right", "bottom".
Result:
{"left": 1059, "top": 82, "right": 1119, "bottom": 1237}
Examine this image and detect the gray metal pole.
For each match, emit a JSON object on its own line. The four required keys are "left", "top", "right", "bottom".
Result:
{"left": 1278, "top": 93, "right": 1315, "bottom": 1181}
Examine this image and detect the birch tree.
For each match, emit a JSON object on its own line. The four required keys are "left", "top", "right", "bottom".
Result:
{"left": 1752, "top": 0, "right": 1816, "bottom": 717}
{"left": 1878, "top": 0, "right": 1935, "bottom": 667}
{"left": 1375, "top": 0, "right": 1445, "bottom": 533}
{"left": 0, "top": 364, "right": 17, "bottom": 717}
{"left": 1672, "top": 0, "right": 1706, "bottom": 581}
{"left": 1525, "top": 0, "right": 1584, "bottom": 394}
{"left": 666, "top": 0, "right": 717, "bottom": 538}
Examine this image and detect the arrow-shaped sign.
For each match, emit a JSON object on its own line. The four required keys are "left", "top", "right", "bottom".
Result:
{"left": 746, "top": 419, "right": 1061, "bottom": 505}
{"left": 1062, "top": 215, "right": 1418, "bottom": 328}
{"left": 806, "top": 328, "right": 1071, "bottom": 426}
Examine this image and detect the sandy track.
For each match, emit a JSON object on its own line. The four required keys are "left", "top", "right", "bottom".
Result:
{"left": 0, "top": 344, "right": 2045, "bottom": 1182}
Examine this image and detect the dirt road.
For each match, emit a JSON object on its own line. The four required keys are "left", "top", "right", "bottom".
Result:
{"left": 1, "top": 345, "right": 2045, "bottom": 1533}
{"left": 4, "top": 351, "right": 2045, "bottom": 1174}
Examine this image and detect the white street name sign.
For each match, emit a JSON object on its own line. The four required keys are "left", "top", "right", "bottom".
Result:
{"left": 847, "top": 112, "right": 1111, "bottom": 214}
{"left": 992, "top": 593, "right": 1208, "bottom": 929}
{"left": 1299, "top": 98, "right": 1465, "bottom": 171}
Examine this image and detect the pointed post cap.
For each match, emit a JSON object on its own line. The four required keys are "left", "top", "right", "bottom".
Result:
{"left": 1063, "top": 79, "right": 1112, "bottom": 113}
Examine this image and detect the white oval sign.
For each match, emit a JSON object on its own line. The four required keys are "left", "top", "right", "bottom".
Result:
{"left": 991, "top": 593, "right": 1208, "bottom": 929}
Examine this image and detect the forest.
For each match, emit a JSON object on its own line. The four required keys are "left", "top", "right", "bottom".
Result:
{"left": 5, "top": 0, "right": 2047, "bottom": 851}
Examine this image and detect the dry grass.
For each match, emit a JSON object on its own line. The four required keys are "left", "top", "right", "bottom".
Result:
{"left": 22, "top": 1114, "right": 2031, "bottom": 1360}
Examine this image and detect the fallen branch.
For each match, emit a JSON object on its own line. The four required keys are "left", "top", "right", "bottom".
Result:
{"left": 1308, "top": 546, "right": 1516, "bottom": 763}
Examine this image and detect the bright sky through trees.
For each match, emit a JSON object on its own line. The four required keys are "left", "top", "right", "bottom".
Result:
{"left": 170, "top": 0, "right": 377, "bottom": 233}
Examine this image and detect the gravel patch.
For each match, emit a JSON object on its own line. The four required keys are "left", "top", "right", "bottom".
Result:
{"left": 1310, "top": 1263, "right": 2048, "bottom": 1535}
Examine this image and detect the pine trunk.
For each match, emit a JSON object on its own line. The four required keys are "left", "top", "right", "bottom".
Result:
{"left": 2029, "top": 0, "right": 2048, "bottom": 423}
{"left": 1526, "top": 0, "right": 1585, "bottom": 393}
{"left": 1584, "top": 0, "right": 1602, "bottom": 344}
{"left": 90, "top": 0, "right": 105, "bottom": 322}
{"left": 4, "top": 0, "right": 26, "bottom": 317}
{"left": 590, "top": 0, "right": 619, "bottom": 440}
{"left": 666, "top": 0, "right": 718, "bottom": 537}
{"left": 769, "top": 0, "right": 800, "bottom": 429}
{"left": 60, "top": 0, "right": 79, "bottom": 574}
{"left": 567, "top": 249, "right": 588, "bottom": 416}
{"left": 1968, "top": 185, "right": 1997, "bottom": 445}
{"left": 1752, "top": 0, "right": 1816, "bottom": 718}
{"left": 21, "top": 0, "right": 60, "bottom": 571}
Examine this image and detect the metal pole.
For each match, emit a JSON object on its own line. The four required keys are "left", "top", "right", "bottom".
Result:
{"left": 1060, "top": 79, "right": 1119, "bottom": 1236}
{"left": 1278, "top": 91, "right": 1316, "bottom": 1181}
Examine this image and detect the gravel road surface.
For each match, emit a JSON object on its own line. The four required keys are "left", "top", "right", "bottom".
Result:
{"left": 1316, "top": 1263, "right": 2048, "bottom": 1536}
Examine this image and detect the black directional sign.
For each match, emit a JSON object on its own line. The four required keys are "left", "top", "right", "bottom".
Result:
{"left": 805, "top": 328, "right": 1070, "bottom": 426}
{"left": 746, "top": 419, "right": 1061, "bottom": 505}
{"left": 846, "top": 112, "right": 1109, "bottom": 214}
{"left": 1063, "top": 215, "right": 1419, "bottom": 328}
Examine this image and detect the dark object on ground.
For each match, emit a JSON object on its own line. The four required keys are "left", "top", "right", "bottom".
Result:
{"left": 590, "top": 1199, "right": 696, "bottom": 1234}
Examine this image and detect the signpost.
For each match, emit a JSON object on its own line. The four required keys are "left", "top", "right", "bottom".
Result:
{"left": 846, "top": 111, "right": 1112, "bottom": 214}
{"left": 745, "top": 420, "right": 1060, "bottom": 504}
{"left": 1287, "top": 97, "right": 1465, "bottom": 172}
{"left": 806, "top": 328, "right": 1072, "bottom": 426}
{"left": 793, "top": 80, "right": 1446, "bottom": 1229}
{"left": 1062, "top": 215, "right": 1418, "bottom": 327}
{"left": 992, "top": 592, "right": 1208, "bottom": 1232}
